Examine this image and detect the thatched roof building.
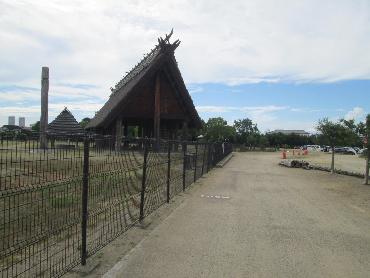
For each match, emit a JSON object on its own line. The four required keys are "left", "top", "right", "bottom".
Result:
{"left": 86, "top": 30, "right": 201, "bottom": 141}
{"left": 48, "top": 108, "right": 84, "bottom": 135}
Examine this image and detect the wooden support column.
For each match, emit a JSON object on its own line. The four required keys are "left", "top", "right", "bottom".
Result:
{"left": 123, "top": 123, "right": 128, "bottom": 137}
{"left": 138, "top": 124, "right": 143, "bottom": 138}
{"left": 182, "top": 121, "right": 188, "bottom": 141}
{"left": 154, "top": 74, "right": 161, "bottom": 145}
{"left": 123, "top": 123, "right": 129, "bottom": 147}
{"left": 40, "top": 67, "right": 49, "bottom": 149}
{"left": 115, "top": 118, "right": 122, "bottom": 151}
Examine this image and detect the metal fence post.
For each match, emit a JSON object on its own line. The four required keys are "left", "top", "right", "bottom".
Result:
{"left": 194, "top": 143, "right": 198, "bottom": 182}
{"left": 182, "top": 142, "right": 187, "bottom": 191}
{"left": 139, "top": 140, "right": 148, "bottom": 221}
{"left": 201, "top": 143, "right": 206, "bottom": 176}
{"left": 166, "top": 141, "right": 171, "bottom": 203}
{"left": 81, "top": 137, "right": 89, "bottom": 265}
{"left": 207, "top": 144, "right": 212, "bottom": 171}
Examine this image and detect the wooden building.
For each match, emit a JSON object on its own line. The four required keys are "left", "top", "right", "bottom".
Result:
{"left": 48, "top": 107, "right": 84, "bottom": 136}
{"left": 86, "top": 31, "right": 202, "bottom": 143}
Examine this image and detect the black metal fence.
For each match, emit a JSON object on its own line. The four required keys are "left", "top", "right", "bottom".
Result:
{"left": 0, "top": 135, "right": 232, "bottom": 278}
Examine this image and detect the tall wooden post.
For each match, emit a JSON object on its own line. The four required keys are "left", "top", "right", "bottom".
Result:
{"left": 40, "top": 67, "right": 49, "bottom": 149}
{"left": 154, "top": 74, "right": 161, "bottom": 146}
{"left": 182, "top": 121, "right": 188, "bottom": 141}
{"left": 123, "top": 122, "right": 129, "bottom": 147}
{"left": 138, "top": 125, "right": 143, "bottom": 138}
{"left": 115, "top": 118, "right": 122, "bottom": 151}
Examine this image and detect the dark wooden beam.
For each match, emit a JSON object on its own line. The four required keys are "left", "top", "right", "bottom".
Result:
{"left": 115, "top": 117, "right": 122, "bottom": 151}
{"left": 182, "top": 121, "right": 188, "bottom": 141}
{"left": 154, "top": 73, "right": 161, "bottom": 143}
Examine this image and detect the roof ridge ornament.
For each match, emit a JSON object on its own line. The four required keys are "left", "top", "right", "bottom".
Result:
{"left": 109, "top": 29, "right": 180, "bottom": 95}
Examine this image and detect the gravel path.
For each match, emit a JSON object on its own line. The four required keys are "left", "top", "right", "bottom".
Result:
{"left": 103, "top": 152, "right": 370, "bottom": 278}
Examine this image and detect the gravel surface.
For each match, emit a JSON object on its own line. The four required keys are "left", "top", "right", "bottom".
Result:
{"left": 285, "top": 150, "right": 366, "bottom": 174}
{"left": 99, "top": 152, "right": 370, "bottom": 277}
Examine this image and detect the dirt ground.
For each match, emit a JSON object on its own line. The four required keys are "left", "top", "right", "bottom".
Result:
{"left": 284, "top": 149, "right": 367, "bottom": 174}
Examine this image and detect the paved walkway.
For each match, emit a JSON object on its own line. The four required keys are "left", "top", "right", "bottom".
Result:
{"left": 104, "top": 152, "right": 370, "bottom": 278}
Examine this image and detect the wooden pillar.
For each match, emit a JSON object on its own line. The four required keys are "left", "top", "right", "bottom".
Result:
{"left": 115, "top": 118, "right": 122, "bottom": 151}
{"left": 174, "top": 126, "right": 179, "bottom": 151}
{"left": 138, "top": 125, "right": 143, "bottom": 138}
{"left": 123, "top": 123, "right": 129, "bottom": 147}
{"left": 40, "top": 67, "right": 49, "bottom": 149}
{"left": 123, "top": 123, "right": 128, "bottom": 137}
{"left": 154, "top": 74, "right": 161, "bottom": 144}
{"left": 182, "top": 121, "right": 188, "bottom": 141}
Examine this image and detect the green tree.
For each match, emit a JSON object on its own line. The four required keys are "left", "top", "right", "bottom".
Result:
{"left": 204, "top": 117, "right": 235, "bottom": 142}
{"left": 31, "top": 121, "right": 40, "bottom": 132}
{"left": 317, "top": 118, "right": 351, "bottom": 173}
{"left": 79, "top": 117, "right": 91, "bottom": 129}
{"left": 233, "top": 118, "right": 260, "bottom": 147}
{"left": 258, "top": 135, "right": 269, "bottom": 149}
{"left": 340, "top": 119, "right": 362, "bottom": 147}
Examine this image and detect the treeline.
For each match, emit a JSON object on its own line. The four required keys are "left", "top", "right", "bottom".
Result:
{"left": 198, "top": 117, "right": 368, "bottom": 149}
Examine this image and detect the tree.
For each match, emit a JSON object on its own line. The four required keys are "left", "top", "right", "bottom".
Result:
{"left": 79, "top": 118, "right": 91, "bottom": 129}
{"left": 31, "top": 121, "right": 40, "bottom": 132}
{"left": 258, "top": 135, "right": 269, "bottom": 149}
{"left": 204, "top": 117, "right": 235, "bottom": 142}
{"left": 340, "top": 119, "right": 363, "bottom": 147}
{"left": 233, "top": 118, "right": 260, "bottom": 147}
{"left": 317, "top": 118, "right": 351, "bottom": 173}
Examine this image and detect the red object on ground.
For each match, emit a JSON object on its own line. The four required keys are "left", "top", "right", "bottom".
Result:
{"left": 304, "top": 150, "right": 308, "bottom": 155}
{"left": 282, "top": 151, "right": 287, "bottom": 159}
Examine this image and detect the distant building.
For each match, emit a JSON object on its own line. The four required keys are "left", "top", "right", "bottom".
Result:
{"left": 48, "top": 107, "right": 84, "bottom": 136}
{"left": 19, "top": 117, "right": 25, "bottom": 127}
{"left": 268, "top": 129, "right": 310, "bottom": 137}
{"left": 8, "top": 116, "right": 15, "bottom": 125}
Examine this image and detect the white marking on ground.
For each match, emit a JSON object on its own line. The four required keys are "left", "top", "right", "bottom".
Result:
{"left": 201, "top": 195, "right": 230, "bottom": 199}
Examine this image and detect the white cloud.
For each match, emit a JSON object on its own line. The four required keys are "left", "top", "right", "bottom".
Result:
{"left": 344, "top": 107, "right": 365, "bottom": 121}
{"left": 1, "top": 0, "right": 370, "bottom": 87}
{"left": 1, "top": 0, "right": 370, "bottom": 127}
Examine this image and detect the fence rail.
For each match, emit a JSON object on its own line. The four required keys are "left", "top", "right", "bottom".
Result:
{"left": 0, "top": 135, "right": 232, "bottom": 278}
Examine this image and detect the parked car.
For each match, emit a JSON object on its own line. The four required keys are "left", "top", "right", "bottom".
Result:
{"left": 353, "top": 147, "right": 361, "bottom": 153}
{"left": 358, "top": 148, "right": 367, "bottom": 155}
{"left": 334, "top": 147, "right": 356, "bottom": 155}
{"left": 320, "top": 146, "right": 331, "bottom": 152}
{"left": 301, "top": 145, "right": 322, "bottom": 151}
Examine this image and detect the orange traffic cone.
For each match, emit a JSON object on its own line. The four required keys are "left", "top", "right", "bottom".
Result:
{"left": 282, "top": 150, "right": 287, "bottom": 159}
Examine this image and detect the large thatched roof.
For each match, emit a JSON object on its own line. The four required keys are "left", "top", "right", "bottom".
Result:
{"left": 86, "top": 31, "right": 202, "bottom": 129}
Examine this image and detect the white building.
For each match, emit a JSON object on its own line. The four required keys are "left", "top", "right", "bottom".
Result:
{"left": 8, "top": 116, "right": 15, "bottom": 125}
{"left": 268, "top": 129, "right": 310, "bottom": 137}
{"left": 19, "top": 117, "right": 25, "bottom": 127}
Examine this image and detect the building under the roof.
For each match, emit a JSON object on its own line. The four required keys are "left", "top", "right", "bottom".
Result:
{"left": 86, "top": 30, "right": 202, "bottom": 144}
{"left": 48, "top": 107, "right": 84, "bottom": 136}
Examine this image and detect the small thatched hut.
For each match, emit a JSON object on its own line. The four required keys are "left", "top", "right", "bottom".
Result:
{"left": 48, "top": 107, "right": 84, "bottom": 136}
